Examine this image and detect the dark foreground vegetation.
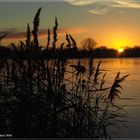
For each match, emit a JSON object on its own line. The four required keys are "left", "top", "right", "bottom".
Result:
{"left": 0, "top": 8, "right": 129, "bottom": 138}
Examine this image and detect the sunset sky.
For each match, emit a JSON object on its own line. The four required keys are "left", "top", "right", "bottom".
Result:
{"left": 1, "top": 0, "right": 140, "bottom": 50}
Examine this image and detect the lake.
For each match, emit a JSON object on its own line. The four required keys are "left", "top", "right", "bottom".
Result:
{"left": 3, "top": 57, "right": 140, "bottom": 138}
{"left": 79, "top": 58, "right": 140, "bottom": 138}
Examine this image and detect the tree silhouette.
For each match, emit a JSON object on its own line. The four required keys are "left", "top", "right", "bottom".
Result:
{"left": 81, "top": 37, "right": 97, "bottom": 51}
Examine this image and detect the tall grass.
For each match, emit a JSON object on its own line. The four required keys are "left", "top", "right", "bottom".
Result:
{"left": 0, "top": 8, "right": 128, "bottom": 138}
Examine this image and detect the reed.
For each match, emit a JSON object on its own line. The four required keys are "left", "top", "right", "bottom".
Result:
{"left": 0, "top": 8, "right": 128, "bottom": 138}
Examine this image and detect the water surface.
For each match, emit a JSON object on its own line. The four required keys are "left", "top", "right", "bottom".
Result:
{"left": 84, "top": 58, "right": 140, "bottom": 138}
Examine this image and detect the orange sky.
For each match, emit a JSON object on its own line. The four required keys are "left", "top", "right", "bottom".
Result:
{"left": 1, "top": 1, "right": 140, "bottom": 51}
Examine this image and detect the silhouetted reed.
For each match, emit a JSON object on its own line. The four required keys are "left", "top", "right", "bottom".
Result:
{"left": 0, "top": 8, "right": 128, "bottom": 138}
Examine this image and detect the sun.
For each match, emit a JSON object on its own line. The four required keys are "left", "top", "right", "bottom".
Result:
{"left": 111, "top": 38, "right": 128, "bottom": 53}
{"left": 118, "top": 48, "right": 124, "bottom": 53}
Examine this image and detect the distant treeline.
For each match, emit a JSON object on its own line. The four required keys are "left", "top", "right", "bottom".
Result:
{"left": 1, "top": 45, "right": 140, "bottom": 59}
{"left": 120, "top": 46, "right": 140, "bottom": 57}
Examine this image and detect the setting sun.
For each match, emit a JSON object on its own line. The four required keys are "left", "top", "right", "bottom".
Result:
{"left": 109, "top": 35, "right": 133, "bottom": 51}
{"left": 118, "top": 48, "right": 124, "bottom": 53}
{"left": 108, "top": 36, "right": 132, "bottom": 54}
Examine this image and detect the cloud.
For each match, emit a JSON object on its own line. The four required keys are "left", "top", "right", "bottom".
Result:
{"left": 0, "top": 27, "right": 87, "bottom": 40}
{"left": 64, "top": 0, "right": 140, "bottom": 7}
{"left": 89, "top": 7, "right": 109, "bottom": 15}
{"left": 64, "top": 0, "right": 140, "bottom": 15}
{"left": 64, "top": 0, "right": 97, "bottom": 6}
{"left": 111, "top": 1, "right": 140, "bottom": 9}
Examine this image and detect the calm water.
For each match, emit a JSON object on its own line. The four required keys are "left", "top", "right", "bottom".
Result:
{"left": 80, "top": 58, "right": 140, "bottom": 138}
{"left": 8, "top": 58, "right": 140, "bottom": 138}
